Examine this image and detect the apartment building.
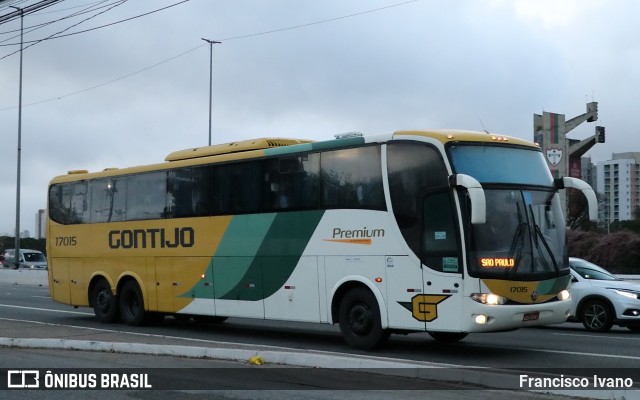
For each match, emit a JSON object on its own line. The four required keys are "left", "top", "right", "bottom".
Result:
{"left": 596, "top": 152, "right": 640, "bottom": 222}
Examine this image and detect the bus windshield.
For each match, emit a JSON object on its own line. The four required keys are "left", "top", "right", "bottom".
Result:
{"left": 449, "top": 144, "right": 567, "bottom": 280}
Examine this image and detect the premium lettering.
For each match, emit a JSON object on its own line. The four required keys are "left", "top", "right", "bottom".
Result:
{"left": 332, "top": 227, "right": 385, "bottom": 239}
{"left": 108, "top": 227, "right": 194, "bottom": 249}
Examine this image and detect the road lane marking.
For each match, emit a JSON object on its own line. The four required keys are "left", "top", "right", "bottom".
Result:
{"left": 0, "top": 316, "right": 472, "bottom": 369}
{"left": 0, "top": 304, "right": 92, "bottom": 315}
{"left": 2, "top": 307, "right": 639, "bottom": 363}
{"left": 553, "top": 332, "right": 640, "bottom": 341}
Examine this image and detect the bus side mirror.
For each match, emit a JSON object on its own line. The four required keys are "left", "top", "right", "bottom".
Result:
{"left": 450, "top": 174, "right": 486, "bottom": 225}
{"left": 554, "top": 177, "right": 598, "bottom": 221}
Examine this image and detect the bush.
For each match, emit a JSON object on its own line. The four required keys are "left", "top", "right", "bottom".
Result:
{"left": 568, "top": 229, "right": 640, "bottom": 274}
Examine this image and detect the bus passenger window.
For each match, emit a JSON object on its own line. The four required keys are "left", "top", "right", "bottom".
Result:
{"left": 90, "top": 178, "right": 126, "bottom": 223}
{"left": 263, "top": 153, "right": 320, "bottom": 211}
{"left": 125, "top": 172, "right": 167, "bottom": 221}
{"left": 320, "top": 146, "right": 384, "bottom": 210}
{"left": 167, "top": 167, "right": 211, "bottom": 218}
{"left": 212, "top": 162, "right": 260, "bottom": 214}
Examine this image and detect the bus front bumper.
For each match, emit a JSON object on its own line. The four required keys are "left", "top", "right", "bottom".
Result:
{"left": 464, "top": 298, "right": 572, "bottom": 333}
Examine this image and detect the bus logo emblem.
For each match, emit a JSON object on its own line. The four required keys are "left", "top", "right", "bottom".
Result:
{"left": 530, "top": 291, "right": 538, "bottom": 302}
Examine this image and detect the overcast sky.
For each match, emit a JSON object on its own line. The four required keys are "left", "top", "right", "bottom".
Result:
{"left": 0, "top": 0, "right": 638, "bottom": 236}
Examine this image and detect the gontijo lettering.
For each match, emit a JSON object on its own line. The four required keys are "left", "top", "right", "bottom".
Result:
{"left": 108, "top": 227, "right": 194, "bottom": 249}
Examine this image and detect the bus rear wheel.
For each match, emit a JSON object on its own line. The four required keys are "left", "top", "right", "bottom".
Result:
{"left": 92, "top": 279, "right": 119, "bottom": 323}
{"left": 119, "top": 280, "right": 147, "bottom": 326}
{"left": 338, "top": 287, "right": 389, "bottom": 350}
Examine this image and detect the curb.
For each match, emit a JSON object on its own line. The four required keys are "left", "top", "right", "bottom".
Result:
{"left": 1, "top": 337, "right": 636, "bottom": 399}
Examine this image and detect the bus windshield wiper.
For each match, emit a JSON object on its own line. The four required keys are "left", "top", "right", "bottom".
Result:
{"left": 508, "top": 203, "right": 527, "bottom": 269}
{"left": 529, "top": 204, "right": 558, "bottom": 271}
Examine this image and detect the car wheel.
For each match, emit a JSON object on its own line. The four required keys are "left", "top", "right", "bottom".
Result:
{"left": 92, "top": 279, "right": 120, "bottom": 323}
{"left": 580, "top": 299, "right": 613, "bottom": 332}
{"left": 338, "top": 287, "right": 390, "bottom": 350}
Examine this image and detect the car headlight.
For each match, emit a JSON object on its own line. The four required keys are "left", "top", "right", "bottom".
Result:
{"left": 471, "top": 293, "right": 507, "bottom": 305}
{"left": 609, "top": 289, "right": 640, "bottom": 300}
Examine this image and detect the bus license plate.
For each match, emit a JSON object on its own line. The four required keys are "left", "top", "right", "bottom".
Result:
{"left": 523, "top": 312, "right": 539, "bottom": 321}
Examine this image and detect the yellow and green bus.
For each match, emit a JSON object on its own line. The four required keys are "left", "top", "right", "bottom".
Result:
{"left": 47, "top": 130, "right": 597, "bottom": 349}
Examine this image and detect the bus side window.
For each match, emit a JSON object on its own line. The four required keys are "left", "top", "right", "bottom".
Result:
{"left": 263, "top": 153, "right": 320, "bottom": 211}
{"left": 212, "top": 161, "right": 260, "bottom": 215}
{"left": 387, "top": 142, "right": 449, "bottom": 257}
{"left": 321, "top": 146, "right": 385, "bottom": 210}
{"left": 422, "top": 191, "right": 460, "bottom": 273}
{"left": 48, "top": 184, "right": 71, "bottom": 224}
{"left": 90, "top": 178, "right": 126, "bottom": 223}
{"left": 48, "top": 182, "right": 91, "bottom": 225}
{"left": 167, "top": 167, "right": 211, "bottom": 218}
{"left": 125, "top": 172, "right": 167, "bottom": 221}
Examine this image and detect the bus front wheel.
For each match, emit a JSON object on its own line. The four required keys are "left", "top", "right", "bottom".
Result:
{"left": 92, "top": 279, "right": 119, "bottom": 323}
{"left": 338, "top": 287, "right": 389, "bottom": 350}
{"left": 119, "top": 280, "right": 147, "bottom": 326}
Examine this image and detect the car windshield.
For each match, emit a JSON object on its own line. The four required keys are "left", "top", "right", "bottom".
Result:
{"left": 570, "top": 259, "right": 620, "bottom": 281}
{"left": 24, "top": 252, "right": 46, "bottom": 262}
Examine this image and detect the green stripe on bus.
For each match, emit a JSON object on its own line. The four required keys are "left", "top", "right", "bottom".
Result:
{"left": 537, "top": 274, "right": 570, "bottom": 295}
{"left": 183, "top": 210, "right": 324, "bottom": 301}
{"left": 263, "top": 137, "right": 366, "bottom": 157}
{"left": 182, "top": 214, "right": 275, "bottom": 300}
{"left": 219, "top": 210, "right": 325, "bottom": 301}
{"left": 264, "top": 143, "right": 314, "bottom": 156}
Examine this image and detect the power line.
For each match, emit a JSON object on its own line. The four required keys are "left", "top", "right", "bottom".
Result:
{"left": 0, "top": 0, "right": 189, "bottom": 46}
{"left": 0, "top": 0, "right": 63, "bottom": 25}
{"left": 0, "top": 44, "right": 203, "bottom": 109}
{"left": 221, "top": 0, "right": 419, "bottom": 41}
{"left": 0, "top": 0, "right": 125, "bottom": 59}
{"left": 0, "top": 0, "right": 116, "bottom": 37}
{"left": 0, "top": 0, "right": 420, "bottom": 111}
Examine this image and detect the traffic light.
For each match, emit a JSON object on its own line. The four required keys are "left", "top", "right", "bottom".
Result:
{"left": 596, "top": 126, "right": 605, "bottom": 143}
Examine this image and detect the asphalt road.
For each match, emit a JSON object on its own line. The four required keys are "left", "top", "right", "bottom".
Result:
{"left": 1, "top": 277, "right": 639, "bottom": 399}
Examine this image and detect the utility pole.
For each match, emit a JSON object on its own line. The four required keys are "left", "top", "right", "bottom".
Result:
{"left": 10, "top": 5, "right": 23, "bottom": 265}
{"left": 0, "top": 0, "right": 64, "bottom": 265}
{"left": 201, "top": 38, "right": 221, "bottom": 146}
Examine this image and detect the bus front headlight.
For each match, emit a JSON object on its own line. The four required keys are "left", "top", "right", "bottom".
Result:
{"left": 557, "top": 289, "right": 570, "bottom": 301}
{"left": 471, "top": 293, "right": 507, "bottom": 305}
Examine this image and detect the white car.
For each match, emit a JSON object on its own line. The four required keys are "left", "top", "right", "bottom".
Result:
{"left": 568, "top": 257, "right": 640, "bottom": 332}
{"left": 2, "top": 249, "right": 48, "bottom": 270}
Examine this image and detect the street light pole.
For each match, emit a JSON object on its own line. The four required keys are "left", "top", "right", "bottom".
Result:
{"left": 10, "top": 6, "right": 23, "bottom": 264}
{"left": 201, "top": 38, "right": 221, "bottom": 146}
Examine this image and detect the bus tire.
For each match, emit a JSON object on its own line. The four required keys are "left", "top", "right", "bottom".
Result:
{"left": 91, "top": 279, "right": 119, "bottom": 323}
{"left": 428, "top": 331, "right": 468, "bottom": 342}
{"left": 338, "top": 287, "right": 389, "bottom": 350}
{"left": 119, "top": 280, "right": 146, "bottom": 326}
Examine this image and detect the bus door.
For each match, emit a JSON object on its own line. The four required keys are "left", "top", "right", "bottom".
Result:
{"left": 419, "top": 190, "right": 464, "bottom": 332}
{"left": 384, "top": 255, "right": 426, "bottom": 331}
